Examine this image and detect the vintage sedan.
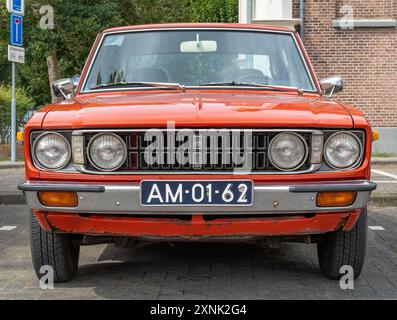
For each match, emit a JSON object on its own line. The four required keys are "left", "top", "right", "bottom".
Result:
{"left": 19, "top": 23, "right": 376, "bottom": 282}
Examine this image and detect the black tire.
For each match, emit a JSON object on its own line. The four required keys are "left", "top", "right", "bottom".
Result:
{"left": 317, "top": 208, "right": 367, "bottom": 280}
{"left": 30, "top": 211, "right": 80, "bottom": 283}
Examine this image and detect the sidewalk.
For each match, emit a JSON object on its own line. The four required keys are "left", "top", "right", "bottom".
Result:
{"left": 372, "top": 157, "right": 397, "bottom": 165}
{"left": 370, "top": 166, "right": 397, "bottom": 207}
{"left": 0, "top": 161, "right": 25, "bottom": 169}
{"left": 0, "top": 167, "right": 25, "bottom": 205}
{"left": 1, "top": 165, "right": 397, "bottom": 207}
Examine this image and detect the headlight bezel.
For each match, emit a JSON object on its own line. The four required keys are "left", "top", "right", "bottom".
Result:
{"left": 32, "top": 131, "right": 72, "bottom": 171}
{"left": 268, "top": 132, "right": 309, "bottom": 172}
{"left": 87, "top": 132, "right": 127, "bottom": 172}
{"left": 324, "top": 131, "right": 363, "bottom": 170}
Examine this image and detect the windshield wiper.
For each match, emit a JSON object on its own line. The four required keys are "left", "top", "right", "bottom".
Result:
{"left": 90, "top": 81, "right": 186, "bottom": 91}
{"left": 199, "top": 81, "right": 301, "bottom": 93}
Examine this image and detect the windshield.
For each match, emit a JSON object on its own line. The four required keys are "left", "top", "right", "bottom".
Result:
{"left": 82, "top": 30, "right": 316, "bottom": 92}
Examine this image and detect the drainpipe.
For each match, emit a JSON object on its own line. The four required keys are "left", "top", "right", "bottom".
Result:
{"left": 247, "top": 0, "right": 253, "bottom": 24}
{"left": 300, "top": 0, "right": 305, "bottom": 42}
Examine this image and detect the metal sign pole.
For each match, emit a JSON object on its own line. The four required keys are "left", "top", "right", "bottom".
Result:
{"left": 11, "top": 61, "right": 17, "bottom": 162}
{"left": 7, "top": 0, "right": 25, "bottom": 162}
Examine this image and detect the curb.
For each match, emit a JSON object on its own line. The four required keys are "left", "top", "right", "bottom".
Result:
{"left": 0, "top": 193, "right": 26, "bottom": 205}
{"left": 0, "top": 162, "right": 25, "bottom": 170}
{"left": 371, "top": 157, "right": 397, "bottom": 165}
{"left": 369, "top": 194, "right": 397, "bottom": 207}
{"left": 1, "top": 193, "right": 396, "bottom": 207}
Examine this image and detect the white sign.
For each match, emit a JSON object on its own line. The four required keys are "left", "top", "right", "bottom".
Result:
{"left": 8, "top": 45, "right": 25, "bottom": 64}
{"left": 6, "top": 0, "right": 25, "bottom": 16}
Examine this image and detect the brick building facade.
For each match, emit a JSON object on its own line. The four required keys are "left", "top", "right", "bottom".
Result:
{"left": 292, "top": 0, "right": 397, "bottom": 130}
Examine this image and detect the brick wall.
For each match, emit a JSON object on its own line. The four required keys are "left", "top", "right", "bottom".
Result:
{"left": 293, "top": 0, "right": 300, "bottom": 19}
{"left": 293, "top": 0, "right": 397, "bottom": 127}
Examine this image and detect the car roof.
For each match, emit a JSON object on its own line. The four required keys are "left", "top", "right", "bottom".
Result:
{"left": 102, "top": 23, "right": 294, "bottom": 34}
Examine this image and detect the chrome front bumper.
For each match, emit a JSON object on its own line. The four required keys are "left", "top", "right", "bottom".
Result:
{"left": 19, "top": 180, "right": 376, "bottom": 215}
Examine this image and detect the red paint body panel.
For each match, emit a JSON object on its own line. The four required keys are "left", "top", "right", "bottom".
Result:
{"left": 342, "top": 210, "right": 361, "bottom": 232}
{"left": 102, "top": 23, "right": 295, "bottom": 34}
{"left": 40, "top": 211, "right": 359, "bottom": 238}
{"left": 33, "top": 210, "right": 52, "bottom": 232}
{"left": 41, "top": 92, "right": 353, "bottom": 130}
{"left": 23, "top": 105, "right": 56, "bottom": 180}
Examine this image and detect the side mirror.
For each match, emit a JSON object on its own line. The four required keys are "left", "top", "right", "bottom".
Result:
{"left": 320, "top": 76, "right": 343, "bottom": 98}
{"left": 52, "top": 74, "right": 80, "bottom": 100}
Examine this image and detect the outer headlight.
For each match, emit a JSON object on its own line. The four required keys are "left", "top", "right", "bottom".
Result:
{"left": 268, "top": 132, "right": 308, "bottom": 171}
{"left": 324, "top": 132, "right": 361, "bottom": 169}
{"left": 33, "top": 132, "right": 71, "bottom": 170}
{"left": 88, "top": 133, "right": 127, "bottom": 171}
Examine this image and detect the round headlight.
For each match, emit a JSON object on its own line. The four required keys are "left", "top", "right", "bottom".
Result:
{"left": 34, "top": 132, "right": 71, "bottom": 170}
{"left": 88, "top": 133, "right": 127, "bottom": 171}
{"left": 324, "top": 132, "right": 361, "bottom": 169}
{"left": 268, "top": 133, "right": 308, "bottom": 171}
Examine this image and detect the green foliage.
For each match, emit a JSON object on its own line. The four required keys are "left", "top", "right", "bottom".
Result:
{"left": 123, "top": 0, "right": 191, "bottom": 24}
{"left": 0, "top": 84, "right": 35, "bottom": 120}
{"left": 0, "top": 0, "right": 239, "bottom": 109}
{"left": 0, "top": 1, "right": 10, "bottom": 84}
{"left": 21, "top": 0, "right": 127, "bottom": 105}
{"left": 186, "top": 0, "right": 238, "bottom": 23}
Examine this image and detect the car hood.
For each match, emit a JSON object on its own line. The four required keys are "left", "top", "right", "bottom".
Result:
{"left": 42, "top": 91, "right": 353, "bottom": 129}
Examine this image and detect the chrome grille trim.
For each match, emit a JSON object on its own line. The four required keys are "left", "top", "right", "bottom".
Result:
{"left": 72, "top": 129, "right": 323, "bottom": 175}
{"left": 73, "top": 163, "right": 322, "bottom": 175}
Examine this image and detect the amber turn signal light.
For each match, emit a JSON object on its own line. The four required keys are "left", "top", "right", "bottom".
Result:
{"left": 317, "top": 191, "right": 356, "bottom": 207}
{"left": 373, "top": 130, "right": 380, "bottom": 141}
{"left": 38, "top": 192, "right": 78, "bottom": 207}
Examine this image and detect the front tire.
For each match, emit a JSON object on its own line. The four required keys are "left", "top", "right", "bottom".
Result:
{"left": 30, "top": 211, "right": 80, "bottom": 283}
{"left": 317, "top": 208, "right": 367, "bottom": 280}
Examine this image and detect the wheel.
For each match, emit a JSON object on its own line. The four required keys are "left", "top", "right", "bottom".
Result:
{"left": 30, "top": 211, "right": 80, "bottom": 283}
{"left": 317, "top": 208, "right": 367, "bottom": 280}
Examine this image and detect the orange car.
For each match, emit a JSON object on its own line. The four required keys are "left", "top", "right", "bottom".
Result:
{"left": 19, "top": 23, "right": 376, "bottom": 282}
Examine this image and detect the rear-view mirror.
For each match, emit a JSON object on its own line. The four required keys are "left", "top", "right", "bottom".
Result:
{"left": 180, "top": 39, "right": 217, "bottom": 53}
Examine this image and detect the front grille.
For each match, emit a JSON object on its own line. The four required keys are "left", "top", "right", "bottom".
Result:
{"left": 82, "top": 129, "right": 313, "bottom": 173}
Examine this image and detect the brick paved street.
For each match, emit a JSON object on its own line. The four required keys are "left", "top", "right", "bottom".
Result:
{"left": 0, "top": 168, "right": 24, "bottom": 194}
{"left": 0, "top": 205, "right": 396, "bottom": 300}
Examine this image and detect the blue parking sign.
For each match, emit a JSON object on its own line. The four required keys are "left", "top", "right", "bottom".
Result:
{"left": 6, "top": 0, "right": 25, "bottom": 15}
{"left": 12, "top": 0, "right": 23, "bottom": 13}
{"left": 10, "top": 14, "right": 23, "bottom": 47}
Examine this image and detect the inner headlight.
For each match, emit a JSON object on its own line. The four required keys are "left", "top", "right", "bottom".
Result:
{"left": 324, "top": 132, "right": 361, "bottom": 169}
{"left": 88, "top": 133, "right": 127, "bottom": 171}
{"left": 268, "top": 132, "right": 308, "bottom": 171}
{"left": 33, "top": 132, "right": 71, "bottom": 170}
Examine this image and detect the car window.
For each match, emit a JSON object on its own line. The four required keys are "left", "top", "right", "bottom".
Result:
{"left": 83, "top": 30, "right": 315, "bottom": 91}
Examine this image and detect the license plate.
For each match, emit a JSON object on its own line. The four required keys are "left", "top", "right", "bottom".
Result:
{"left": 140, "top": 181, "right": 253, "bottom": 206}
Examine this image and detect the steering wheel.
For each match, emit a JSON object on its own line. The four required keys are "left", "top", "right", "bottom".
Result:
{"left": 235, "top": 73, "right": 271, "bottom": 84}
